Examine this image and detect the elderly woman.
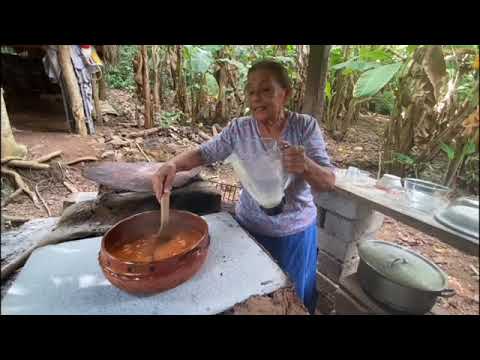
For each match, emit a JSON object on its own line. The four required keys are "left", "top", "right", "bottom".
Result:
{"left": 152, "top": 60, "right": 335, "bottom": 314}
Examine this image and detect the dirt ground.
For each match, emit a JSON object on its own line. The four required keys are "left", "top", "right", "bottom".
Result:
{"left": 2, "top": 89, "right": 478, "bottom": 314}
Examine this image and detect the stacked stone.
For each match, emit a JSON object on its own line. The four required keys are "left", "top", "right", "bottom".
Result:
{"left": 314, "top": 191, "right": 384, "bottom": 314}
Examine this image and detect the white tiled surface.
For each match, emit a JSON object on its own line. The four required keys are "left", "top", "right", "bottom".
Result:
{"left": 1, "top": 212, "right": 288, "bottom": 315}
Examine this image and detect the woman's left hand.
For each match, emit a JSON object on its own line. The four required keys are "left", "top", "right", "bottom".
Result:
{"left": 281, "top": 142, "right": 308, "bottom": 175}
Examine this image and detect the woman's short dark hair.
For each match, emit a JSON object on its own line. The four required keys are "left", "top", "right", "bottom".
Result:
{"left": 247, "top": 59, "right": 291, "bottom": 90}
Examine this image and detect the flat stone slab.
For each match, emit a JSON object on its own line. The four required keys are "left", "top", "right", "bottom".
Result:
{"left": 1, "top": 212, "right": 288, "bottom": 315}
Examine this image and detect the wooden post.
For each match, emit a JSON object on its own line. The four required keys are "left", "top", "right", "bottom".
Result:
{"left": 302, "top": 45, "right": 331, "bottom": 122}
{"left": 57, "top": 45, "right": 88, "bottom": 136}
{"left": 91, "top": 75, "right": 103, "bottom": 126}
{"left": 142, "top": 45, "right": 153, "bottom": 129}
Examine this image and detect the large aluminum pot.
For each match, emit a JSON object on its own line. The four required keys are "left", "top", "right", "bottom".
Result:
{"left": 357, "top": 240, "right": 455, "bottom": 314}
{"left": 98, "top": 210, "right": 209, "bottom": 295}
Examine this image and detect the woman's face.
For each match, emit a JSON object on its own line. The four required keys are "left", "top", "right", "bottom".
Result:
{"left": 245, "top": 69, "right": 290, "bottom": 124}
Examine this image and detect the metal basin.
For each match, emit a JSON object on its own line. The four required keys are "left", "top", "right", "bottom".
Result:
{"left": 434, "top": 198, "right": 479, "bottom": 239}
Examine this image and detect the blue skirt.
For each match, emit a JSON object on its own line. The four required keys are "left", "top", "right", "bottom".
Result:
{"left": 249, "top": 223, "right": 318, "bottom": 314}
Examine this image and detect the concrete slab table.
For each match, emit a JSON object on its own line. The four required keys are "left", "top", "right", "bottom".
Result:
{"left": 1, "top": 212, "right": 289, "bottom": 315}
{"left": 333, "top": 178, "right": 479, "bottom": 256}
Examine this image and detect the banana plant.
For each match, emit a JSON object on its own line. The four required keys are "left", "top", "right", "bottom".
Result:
{"left": 441, "top": 139, "right": 478, "bottom": 186}
{"left": 325, "top": 45, "right": 406, "bottom": 137}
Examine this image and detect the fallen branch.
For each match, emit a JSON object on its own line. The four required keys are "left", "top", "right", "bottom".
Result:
{"left": 198, "top": 130, "right": 211, "bottom": 141}
{"left": 35, "top": 180, "right": 51, "bottom": 216}
{"left": 1, "top": 188, "right": 23, "bottom": 207}
{"left": 127, "top": 127, "right": 163, "bottom": 138}
{"left": 63, "top": 181, "right": 78, "bottom": 193}
{"left": 57, "top": 161, "right": 75, "bottom": 184}
{"left": 2, "top": 215, "right": 31, "bottom": 225}
{"left": 1, "top": 156, "right": 25, "bottom": 165}
{"left": 34, "top": 150, "right": 63, "bottom": 163}
{"left": 470, "top": 264, "right": 479, "bottom": 276}
{"left": 1, "top": 167, "right": 39, "bottom": 207}
{"left": 64, "top": 157, "right": 98, "bottom": 166}
{"left": 135, "top": 142, "right": 152, "bottom": 162}
{"left": 169, "top": 132, "right": 180, "bottom": 141}
{"left": 4, "top": 160, "right": 50, "bottom": 170}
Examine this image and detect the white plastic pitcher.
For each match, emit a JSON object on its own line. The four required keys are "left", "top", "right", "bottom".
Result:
{"left": 226, "top": 138, "right": 292, "bottom": 210}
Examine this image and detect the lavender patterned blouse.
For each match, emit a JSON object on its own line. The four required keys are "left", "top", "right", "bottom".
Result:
{"left": 199, "top": 111, "right": 333, "bottom": 237}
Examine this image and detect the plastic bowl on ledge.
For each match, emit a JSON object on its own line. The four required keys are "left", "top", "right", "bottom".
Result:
{"left": 403, "top": 178, "right": 451, "bottom": 213}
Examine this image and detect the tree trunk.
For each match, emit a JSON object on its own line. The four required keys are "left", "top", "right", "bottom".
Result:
{"left": 91, "top": 76, "right": 103, "bottom": 126}
{"left": 152, "top": 45, "right": 161, "bottom": 116}
{"left": 98, "top": 77, "right": 107, "bottom": 100}
{"left": 175, "top": 45, "right": 189, "bottom": 115}
{"left": 95, "top": 45, "right": 110, "bottom": 101}
{"left": 133, "top": 48, "right": 144, "bottom": 99}
{"left": 142, "top": 45, "right": 153, "bottom": 129}
{"left": 302, "top": 45, "right": 331, "bottom": 122}
{"left": 194, "top": 74, "right": 208, "bottom": 121}
{"left": 325, "top": 46, "right": 353, "bottom": 135}
{"left": 1, "top": 88, "right": 27, "bottom": 159}
{"left": 57, "top": 45, "right": 88, "bottom": 136}
{"left": 214, "top": 48, "right": 227, "bottom": 123}
{"left": 291, "top": 45, "right": 309, "bottom": 112}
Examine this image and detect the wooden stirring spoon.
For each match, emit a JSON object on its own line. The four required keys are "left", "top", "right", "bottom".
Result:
{"left": 157, "top": 192, "right": 170, "bottom": 237}
{"left": 150, "top": 191, "right": 171, "bottom": 261}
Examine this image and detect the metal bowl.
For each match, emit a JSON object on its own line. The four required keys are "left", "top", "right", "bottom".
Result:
{"left": 98, "top": 210, "right": 210, "bottom": 295}
{"left": 434, "top": 198, "right": 479, "bottom": 239}
{"left": 403, "top": 178, "right": 450, "bottom": 213}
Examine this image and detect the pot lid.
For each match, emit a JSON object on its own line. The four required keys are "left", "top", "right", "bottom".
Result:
{"left": 358, "top": 240, "right": 447, "bottom": 292}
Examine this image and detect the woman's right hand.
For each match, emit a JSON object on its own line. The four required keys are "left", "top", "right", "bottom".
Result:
{"left": 152, "top": 161, "right": 176, "bottom": 203}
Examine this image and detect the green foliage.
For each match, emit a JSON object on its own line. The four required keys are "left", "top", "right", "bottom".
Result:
{"left": 325, "top": 80, "right": 332, "bottom": 102}
{"left": 159, "top": 111, "right": 184, "bottom": 128}
{"left": 329, "top": 47, "right": 344, "bottom": 67}
{"left": 202, "top": 45, "right": 224, "bottom": 53}
{"left": 331, "top": 58, "right": 379, "bottom": 73}
{"left": 459, "top": 152, "right": 480, "bottom": 194}
{"left": 371, "top": 89, "right": 395, "bottom": 115}
{"left": 218, "top": 57, "right": 249, "bottom": 84}
{"left": 393, "top": 152, "right": 416, "bottom": 166}
{"left": 388, "top": 152, "right": 420, "bottom": 177}
{"left": 359, "top": 47, "right": 392, "bottom": 62}
{"left": 441, "top": 139, "right": 477, "bottom": 162}
{"left": 105, "top": 45, "right": 137, "bottom": 91}
{"left": 457, "top": 72, "right": 478, "bottom": 103}
{"left": 464, "top": 139, "right": 477, "bottom": 156}
{"left": 205, "top": 73, "right": 219, "bottom": 97}
{"left": 353, "top": 63, "right": 402, "bottom": 98}
{"left": 185, "top": 46, "right": 214, "bottom": 75}
{"left": 406, "top": 45, "right": 418, "bottom": 55}
{"left": 440, "top": 142, "right": 456, "bottom": 160}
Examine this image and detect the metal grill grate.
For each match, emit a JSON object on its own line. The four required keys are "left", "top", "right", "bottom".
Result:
{"left": 207, "top": 180, "right": 241, "bottom": 203}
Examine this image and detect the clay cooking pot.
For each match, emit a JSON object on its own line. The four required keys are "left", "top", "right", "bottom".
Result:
{"left": 98, "top": 210, "right": 210, "bottom": 295}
